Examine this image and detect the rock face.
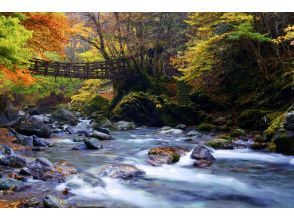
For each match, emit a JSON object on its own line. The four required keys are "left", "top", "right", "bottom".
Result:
{"left": 148, "top": 146, "right": 189, "bottom": 166}
{"left": 52, "top": 109, "right": 79, "bottom": 126}
{"left": 15, "top": 117, "right": 52, "bottom": 138}
{"left": 84, "top": 138, "right": 103, "bottom": 150}
{"left": 190, "top": 145, "right": 215, "bottom": 168}
{"left": 91, "top": 130, "right": 112, "bottom": 140}
{"left": 99, "top": 164, "right": 145, "bottom": 179}
{"left": 206, "top": 138, "right": 233, "bottom": 149}
{"left": 111, "top": 121, "right": 136, "bottom": 131}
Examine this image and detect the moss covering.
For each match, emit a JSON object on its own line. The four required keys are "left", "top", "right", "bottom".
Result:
{"left": 197, "top": 123, "right": 217, "bottom": 131}
{"left": 264, "top": 112, "right": 285, "bottom": 138}
{"left": 230, "top": 128, "right": 246, "bottom": 137}
{"left": 206, "top": 138, "right": 232, "bottom": 149}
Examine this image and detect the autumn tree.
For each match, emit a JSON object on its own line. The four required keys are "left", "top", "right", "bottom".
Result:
{"left": 22, "top": 12, "right": 72, "bottom": 59}
{"left": 0, "top": 14, "right": 34, "bottom": 86}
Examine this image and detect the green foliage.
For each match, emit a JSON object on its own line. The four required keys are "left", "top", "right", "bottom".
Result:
{"left": 197, "top": 123, "right": 217, "bottom": 131}
{"left": 0, "top": 15, "right": 32, "bottom": 69}
{"left": 264, "top": 112, "right": 285, "bottom": 138}
{"left": 70, "top": 79, "right": 110, "bottom": 114}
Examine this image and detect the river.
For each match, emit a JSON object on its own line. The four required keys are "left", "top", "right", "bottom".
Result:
{"left": 26, "top": 119, "right": 294, "bottom": 208}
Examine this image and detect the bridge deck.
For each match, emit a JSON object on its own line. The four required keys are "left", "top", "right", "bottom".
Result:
{"left": 29, "top": 58, "right": 133, "bottom": 79}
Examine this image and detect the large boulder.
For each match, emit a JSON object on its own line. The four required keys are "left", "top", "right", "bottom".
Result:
{"left": 273, "top": 129, "right": 294, "bottom": 155}
{"left": 15, "top": 117, "right": 52, "bottom": 138}
{"left": 84, "top": 138, "right": 103, "bottom": 150}
{"left": 111, "top": 121, "right": 136, "bottom": 131}
{"left": 99, "top": 164, "right": 145, "bottom": 179}
{"left": 52, "top": 109, "right": 79, "bottom": 126}
{"left": 190, "top": 145, "right": 215, "bottom": 168}
{"left": 148, "top": 146, "right": 189, "bottom": 166}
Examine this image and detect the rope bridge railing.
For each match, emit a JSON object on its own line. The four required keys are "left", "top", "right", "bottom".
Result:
{"left": 29, "top": 58, "right": 134, "bottom": 79}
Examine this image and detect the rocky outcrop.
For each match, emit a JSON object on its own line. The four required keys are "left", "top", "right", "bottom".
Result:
{"left": 52, "top": 109, "right": 79, "bottom": 126}
{"left": 190, "top": 145, "right": 215, "bottom": 168}
{"left": 99, "top": 164, "right": 145, "bottom": 179}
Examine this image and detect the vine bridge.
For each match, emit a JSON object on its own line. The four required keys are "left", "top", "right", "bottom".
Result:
{"left": 29, "top": 58, "right": 133, "bottom": 79}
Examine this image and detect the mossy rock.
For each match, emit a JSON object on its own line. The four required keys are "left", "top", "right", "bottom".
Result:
{"left": 111, "top": 92, "right": 163, "bottom": 126}
{"left": 218, "top": 134, "right": 232, "bottom": 140}
{"left": 197, "top": 123, "right": 217, "bottom": 132}
{"left": 206, "top": 138, "right": 233, "bottom": 149}
{"left": 272, "top": 129, "right": 294, "bottom": 155}
{"left": 148, "top": 146, "right": 188, "bottom": 165}
{"left": 230, "top": 128, "right": 246, "bottom": 138}
{"left": 111, "top": 91, "right": 202, "bottom": 127}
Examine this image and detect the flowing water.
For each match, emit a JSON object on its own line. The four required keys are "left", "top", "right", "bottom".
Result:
{"left": 31, "top": 120, "right": 294, "bottom": 208}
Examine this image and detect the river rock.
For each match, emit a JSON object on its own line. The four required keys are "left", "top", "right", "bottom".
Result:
{"left": 0, "top": 145, "right": 29, "bottom": 168}
{"left": 15, "top": 117, "right": 52, "bottom": 138}
{"left": 148, "top": 146, "right": 189, "bottom": 165}
{"left": 158, "top": 128, "right": 183, "bottom": 135}
{"left": 273, "top": 129, "right": 294, "bottom": 155}
{"left": 190, "top": 145, "right": 215, "bottom": 168}
{"left": 92, "top": 118, "right": 113, "bottom": 129}
{"left": 15, "top": 134, "right": 34, "bottom": 147}
{"left": 72, "top": 143, "right": 87, "bottom": 150}
{"left": 28, "top": 108, "right": 41, "bottom": 116}
{"left": 0, "top": 179, "right": 23, "bottom": 191}
{"left": 176, "top": 124, "right": 187, "bottom": 129}
{"left": 95, "top": 127, "right": 110, "bottom": 135}
{"left": 99, "top": 164, "right": 145, "bottom": 179}
{"left": 73, "top": 136, "right": 85, "bottom": 142}
{"left": 91, "top": 130, "right": 112, "bottom": 140}
{"left": 43, "top": 195, "right": 65, "bottom": 208}
{"left": 84, "top": 138, "right": 103, "bottom": 150}
{"left": 111, "top": 121, "right": 136, "bottom": 131}
{"left": 64, "top": 126, "right": 74, "bottom": 134}
{"left": 32, "top": 135, "right": 50, "bottom": 147}
{"left": 206, "top": 138, "right": 233, "bottom": 149}
{"left": 52, "top": 109, "right": 79, "bottom": 126}
{"left": 187, "top": 130, "right": 201, "bottom": 137}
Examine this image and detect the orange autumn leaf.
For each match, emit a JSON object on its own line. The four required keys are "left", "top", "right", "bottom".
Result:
{"left": 0, "top": 65, "right": 35, "bottom": 86}
{"left": 23, "top": 13, "right": 72, "bottom": 58}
